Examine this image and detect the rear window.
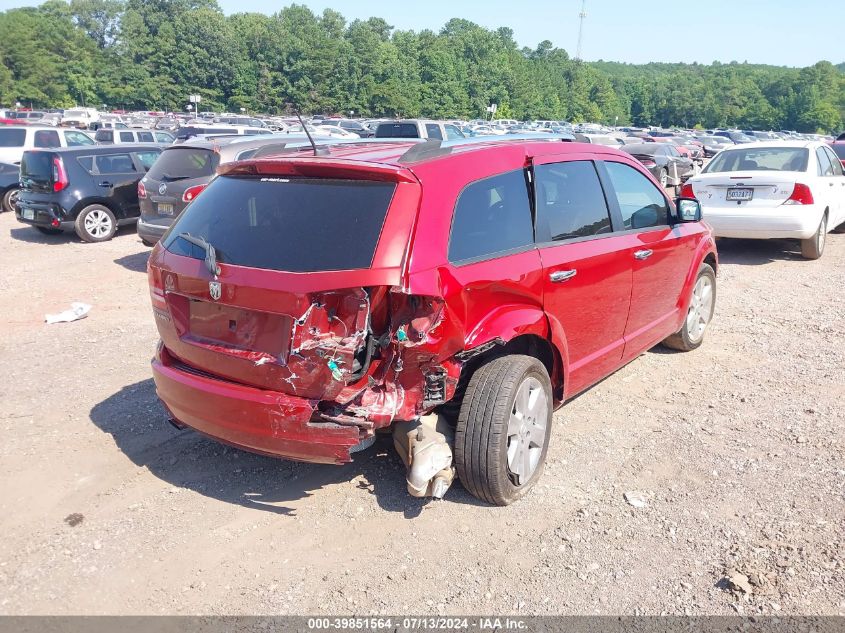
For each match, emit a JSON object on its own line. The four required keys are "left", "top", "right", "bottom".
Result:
{"left": 704, "top": 148, "right": 809, "bottom": 173}
{"left": 376, "top": 123, "right": 420, "bottom": 138}
{"left": 162, "top": 176, "right": 396, "bottom": 272}
{"left": 147, "top": 148, "right": 218, "bottom": 181}
{"left": 0, "top": 129, "right": 26, "bottom": 147}
{"left": 20, "top": 151, "right": 53, "bottom": 185}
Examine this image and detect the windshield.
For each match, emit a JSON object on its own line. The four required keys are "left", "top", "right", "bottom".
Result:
{"left": 0, "top": 129, "right": 26, "bottom": 147}
{"left": 704, "top": 147, "right": 809, "bottom": 173}
{"left": 146, "top": 148, "right": 218, "bottom": 181}
{"left": 161, "top": 176, "right": 396, "bottom": 272}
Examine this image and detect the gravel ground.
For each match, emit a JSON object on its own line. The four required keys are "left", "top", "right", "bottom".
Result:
{"left": 0, "top": 211, "right": 842, "bottom": 616}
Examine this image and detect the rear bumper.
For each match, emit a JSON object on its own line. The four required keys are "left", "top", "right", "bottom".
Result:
{"left": 137, "top": 217, "right": 170, "bottom": 243}
{"left": 15, "top": 201, "right": 74, "bottom": 229}
{"left": 152, "top": 356, "right": 363, "bottom": 464}
{"left": 702, "top": 204, "right": 824, "bottom": 239}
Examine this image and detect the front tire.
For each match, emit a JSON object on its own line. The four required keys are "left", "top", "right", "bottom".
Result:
{"left": 455, "top": 355, "right": 553, "bottom": 506}
{"left": 2, "top": 188, "right": 18, "bottom": 214}
{"left": 75, "top": 204, "right": 116, "bottom": 243}
{"left": 663, "top": 263, "right": 716, "bottom": 352}
{"left": 800, "top": 214, "right": 826, "bottom": 260}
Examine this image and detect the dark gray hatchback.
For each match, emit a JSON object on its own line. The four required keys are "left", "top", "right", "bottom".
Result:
{"left": 137, "top": 135, "right": 306, "bottom": 246}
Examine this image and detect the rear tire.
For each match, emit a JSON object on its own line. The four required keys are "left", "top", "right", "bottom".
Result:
{"left": 75, "top": 204, "right": 116, "bottom": 243}
{"left": 35, "top": 226, "right": 62, "bottom": 235}
{"left": 663, "top": 263, "right": 716, "bottom": 352}
{"left": 800, "top": 214, "right": 826, "bottom": 260}
{"left": 141, "top": 238, "right": 155, "bottom": 247}
{"left": 455, "top": 355, "right": 553, "bottom": 506}
{"left": 2, "top": 188, "right": 18, "bottom": 214}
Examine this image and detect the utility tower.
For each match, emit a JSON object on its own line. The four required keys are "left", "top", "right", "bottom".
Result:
{"left": 575, "top": 0, "right": 587, "bottom": 61}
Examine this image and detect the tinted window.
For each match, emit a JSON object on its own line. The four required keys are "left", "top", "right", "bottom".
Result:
{"left": 831, "top": 145, "right": 845, "bottom": 160}
{"left": 118, "top": 131, "right": 134, "bottom": 143}
{"left": 135, "top": 151, "right": 160, "bottom": 171}
{"left": 604, "top": 161, "right": 669, "bottom": 230}
{"left": 20, "top": 152, "right": 53, "bottom": 187}
{"left": 425, "top": 124, "right": 443, "bottom": 140}
{"left": 448, "top": 169, "right": 534, "bottom": 263}
{"left": 704, "top": 148, "right": 809, "bottom": 173}
{"left": 138, "top": 131, "right": 154, "bottom": 143}
{"left": 815, "top": 148, "right": 834, "bottom": 176}
{"left": 147, "top": 148, "right": 217, "bottom": 181}
{"left": 624, "top": 144, "right": 659, "bottom": 156}
{"left": 95, "top": 153, "right": 135, "bottom": 174}
{"left": 77, "top": 156, "right": 94, "bottom": 173}
{"left": 535, "top": 161, "right": 612, "bottom": 242}
{"left": 375, "top": 123, "right": 420, "bottom": 138}
{"left": 162, "top": 177, "right": 396, "bottom": 273}
{"left": 65, "top": 130, "right": 93, "bottom": 146}
{"left": 33, "top": 130, "right": 60, "bottom": 148}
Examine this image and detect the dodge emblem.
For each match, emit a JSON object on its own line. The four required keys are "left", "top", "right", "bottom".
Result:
{"left": 158, "top": 183, "right": 167, "bottom": 195}
{"left": 209, "top": 280, "right": 222, "bottom": 301}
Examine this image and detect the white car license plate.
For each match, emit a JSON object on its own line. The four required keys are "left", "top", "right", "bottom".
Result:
{"left": 22, "top": 208, "right": 34, "bottom": 220}
{"left": 157, "top": 203, "right": 174, "bottom": 216}
{"left": 726, "top": 188, "right": 753, "bottom": 201}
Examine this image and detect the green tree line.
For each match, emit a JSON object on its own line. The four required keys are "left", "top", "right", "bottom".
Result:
{"left": 1, "top": 0, "right": 843, "bottom": 132}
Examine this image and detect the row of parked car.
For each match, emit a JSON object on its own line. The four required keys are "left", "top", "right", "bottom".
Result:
{"left": 5, "top": 125, "right": 845, "bottom": 504}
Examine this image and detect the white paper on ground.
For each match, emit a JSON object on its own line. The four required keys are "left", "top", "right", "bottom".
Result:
{"left": 45, "top": 302, "right": 92, "bottom": 324}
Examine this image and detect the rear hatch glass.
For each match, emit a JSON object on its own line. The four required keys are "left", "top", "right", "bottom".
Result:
{"left": 375, "top": 123, "right": 420, "bottom": 138}
{"left": 147, "top": 147, "right": 218, "bottom": 182}
{"left": 161, "top": 176, "right": 396, "bottom": 272}
{"left": 20, "top": 151, "right": 54, "bottom": 191}
{"left": 0, "top": 129, "right": 26, "bottom": 147}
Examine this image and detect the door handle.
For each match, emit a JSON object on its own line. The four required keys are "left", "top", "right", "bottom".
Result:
{"left": 98, "top": 181, "right": 113, "bottom": 187}
{"left": 549, "top": 269, "right": 577, "bottom": 283}
{"left": 634, "top": 249, "right": 654, "bottom": 260}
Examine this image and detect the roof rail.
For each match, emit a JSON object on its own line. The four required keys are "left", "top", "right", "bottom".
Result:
{"left": 398, "top": 133, "right": 576, "bottom": 163}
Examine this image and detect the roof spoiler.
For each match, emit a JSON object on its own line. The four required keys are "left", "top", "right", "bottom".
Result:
{"left": 398, "top": 133, "right": 576, "bottom": 163}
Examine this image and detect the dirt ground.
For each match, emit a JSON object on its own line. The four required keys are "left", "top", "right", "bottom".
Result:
{"left": 0, "top": 211, "right": 842, "bottom": 616}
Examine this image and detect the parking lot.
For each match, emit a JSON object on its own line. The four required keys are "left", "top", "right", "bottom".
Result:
{"left": 0, "top": 211, "right": 843, "bottom": 615}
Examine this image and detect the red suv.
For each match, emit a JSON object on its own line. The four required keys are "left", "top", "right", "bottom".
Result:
{"left": 148, "top": 138, "right": 717, "bottom": 505}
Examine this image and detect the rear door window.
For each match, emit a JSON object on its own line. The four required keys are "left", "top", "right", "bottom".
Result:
{"left": 138, "top": 131, "right": 154, "bottom": 143}
{"left": 0, "top": 129, "right": 26, "bottom": 147}
{"left": 119, "top": 131, "right": 135, "bottom": 143}
{"left": 448, "top": 169, "right": 534, "bottom": 263}
{"left": 65, "top": 130, "right": 94, "bottom": 146}
{"left": 34, "top": 130, "right": 60, "bottom": 148}
{"left": 823, "top": 147, "right": 843, "bottom": 176}
{"left": 94, "top": 153, "right": 136, "bottom": 174}
{"left": 425, "top": 124, "right": 443, "bottom": 140}
{"left": 134, "top": 151, "right": 160, "bottom": 171}
{"left": 815, "top": 147, "right": 834, "bottom": 176}
{"left": 535, "top": 161, "right": 612, "bottom": 242}
{"left": 163, "top": 177, "right": 397, "bottom": 272}
{"left": 95, "top": 130, "right": 114, "bottom": 143}
{"left": 604, "top": 161, "right": 670, "bottom": 230}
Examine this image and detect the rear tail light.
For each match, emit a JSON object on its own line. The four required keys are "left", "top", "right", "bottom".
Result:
{"left": 783, "top": 183, "right": 814, "bottom": 206}
{"left": 51, "top": 156, "right": 68, "bottom": 192}
{"left": 182, "top": 184, "right": 205, "bottom": 203}
{"left": 138, "top": 181, "right": 147, "bottom": 199}
{"left": 679, "top": 183, "right": 695, "bottom": 198}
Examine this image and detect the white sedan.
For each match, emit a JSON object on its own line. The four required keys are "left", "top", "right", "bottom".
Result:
{"left": 682, "top": 141, "right": 845, "bottom": 259}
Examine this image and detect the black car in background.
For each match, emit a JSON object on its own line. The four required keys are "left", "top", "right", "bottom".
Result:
{"left": 15, "top": 144, "right": 161, "bottom": 242}
{"left": 0, "top": 162, "right": 20, "bottom": 213}
{"left": 621, "top": 143, "right": 694, "bottom": 189}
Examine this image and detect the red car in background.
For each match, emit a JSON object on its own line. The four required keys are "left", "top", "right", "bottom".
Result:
{"left": 148, "top": 137, "right": 718, "bottom": 505}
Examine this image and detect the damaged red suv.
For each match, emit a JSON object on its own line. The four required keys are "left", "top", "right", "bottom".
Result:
{"left": 148, "top": 137, "right": 717, "bottom": 505}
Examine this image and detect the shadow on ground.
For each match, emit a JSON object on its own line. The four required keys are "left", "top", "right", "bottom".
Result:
{"left": 114, "top": 250, "right": 150, "bottom": 273}
{"left": 90, "top": 379, "right": 483, "bottom": 518}
{"left": 715, "top": 237, "right": 806, "bottom": 265}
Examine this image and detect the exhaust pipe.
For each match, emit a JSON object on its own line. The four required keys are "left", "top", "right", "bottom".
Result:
{"left": 393, "top": 414, "right": 455, "bottom": 499}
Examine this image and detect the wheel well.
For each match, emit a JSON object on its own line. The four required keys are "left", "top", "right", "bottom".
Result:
{"left": 442, "top": 334, "right": 563, "bottom": 421}
{"left": 703, "top": 252, "right": 717, "bottom": 274}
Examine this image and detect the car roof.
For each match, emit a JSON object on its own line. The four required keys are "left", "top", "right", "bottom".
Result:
{"left": 719, "top": 140, "right": 817, "bottom": 150}
{"left": 38, "top": 143, "right": 164, "bottom": 155}
{"left": 231, "top": 137, "right": 626, "bottom": 173}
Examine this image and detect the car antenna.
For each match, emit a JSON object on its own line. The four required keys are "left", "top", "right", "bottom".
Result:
{"left": 295, "top": 110, "right": 329, "bottom": 156}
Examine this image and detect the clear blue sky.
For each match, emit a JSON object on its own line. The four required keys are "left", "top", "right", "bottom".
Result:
{"left": 1, "top": 0, "right": 842, "bottom": 67}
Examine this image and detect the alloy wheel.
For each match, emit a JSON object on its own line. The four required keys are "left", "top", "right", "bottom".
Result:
{"left": 84, "top": 209, "right": 113, "bottom": 239}
{"left": 506, "top": 376, "right": 549, "bottom": 486}
{"left": 686, "top": 274, "right": 714, "bottom": 344}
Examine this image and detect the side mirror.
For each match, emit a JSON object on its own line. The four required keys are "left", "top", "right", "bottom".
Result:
{"left": 676, "top": 197, "right": 701, "bottom": 222}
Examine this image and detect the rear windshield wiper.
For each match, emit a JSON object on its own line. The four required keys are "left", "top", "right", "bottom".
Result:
{"left": 178, "top": 232, "right": 220, "bottom": 276}
{"left": 160, "top": 174, "right": 191, "bottom": 182}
